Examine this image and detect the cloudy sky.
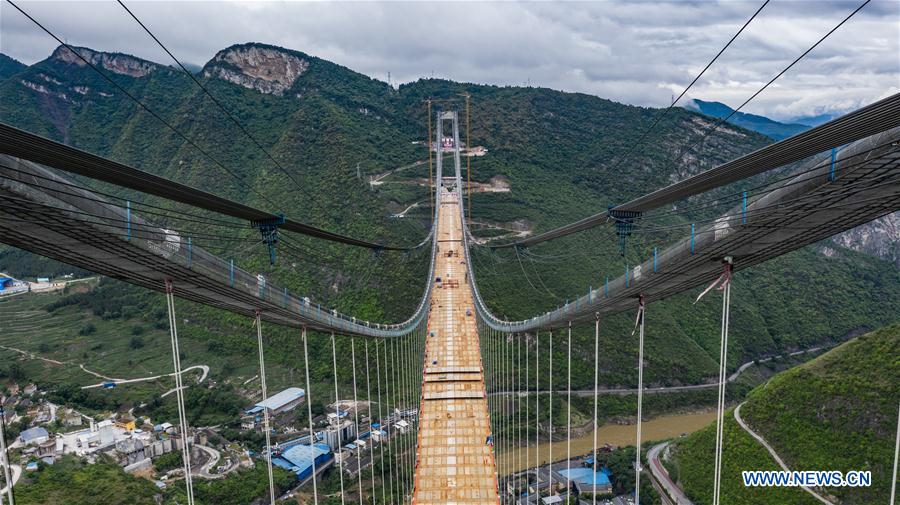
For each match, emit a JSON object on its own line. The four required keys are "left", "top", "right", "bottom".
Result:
{"left": 1, "top": 0, "right": 897, "bottom": 121}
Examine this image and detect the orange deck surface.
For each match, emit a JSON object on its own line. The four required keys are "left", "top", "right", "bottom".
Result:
{"left": 412, "top": 192, "right": 499, "bottom": 505}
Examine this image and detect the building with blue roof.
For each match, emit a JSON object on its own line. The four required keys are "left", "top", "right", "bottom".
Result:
{"left": 558, "top": 467, "right": 613, "bottom": 494}
{"left": 19, "top": 427, "right": 50, "bottom": 445}
{"left": 272, "top": 443, "right": 333, "bottom": 482}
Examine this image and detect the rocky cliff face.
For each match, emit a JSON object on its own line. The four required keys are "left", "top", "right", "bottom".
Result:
{"left": 202, "top": 44, "right": 308, "bottom": 96}
{"left": 832, "top": 212, "right": 900, "bottom": 267}
{"left": 51, "top": 45, "right": 157, "bottom": 78}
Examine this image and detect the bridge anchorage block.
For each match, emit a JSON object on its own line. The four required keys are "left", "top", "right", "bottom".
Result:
{"left": 608, "top": 207, "right": 642, "bottom": 256}
{"left": 251, "top": 213, "right": 286, "bottom": 266}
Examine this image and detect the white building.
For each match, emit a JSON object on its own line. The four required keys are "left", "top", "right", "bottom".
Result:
{"left": 248, "top": 387, "right": 305, "bottom": 416}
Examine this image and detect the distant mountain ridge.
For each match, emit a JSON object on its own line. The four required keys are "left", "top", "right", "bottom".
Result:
{"left": 683, "top": 98, "right": 811, "bottom": 141}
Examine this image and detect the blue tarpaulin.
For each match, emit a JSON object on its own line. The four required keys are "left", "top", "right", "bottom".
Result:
{"left": 558, "top": 467, "right": 612, "bottom": 486}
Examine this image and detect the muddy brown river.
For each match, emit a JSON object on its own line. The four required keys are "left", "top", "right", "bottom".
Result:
{"left": 496, "top": 410, "right": 717, "bottom": 473}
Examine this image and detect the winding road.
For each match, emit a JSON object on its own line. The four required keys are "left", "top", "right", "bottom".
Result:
{"left": 0, "top": 464, "right": 21, "bottom": 496}
{"left": 648, "top": 442, "right": 692, "bottom": 505}
{"left": 733, "top": 403, "right": 833, "bottom": 505}
{"left": 81, "top": 364, "right": 209, "bottom": 391}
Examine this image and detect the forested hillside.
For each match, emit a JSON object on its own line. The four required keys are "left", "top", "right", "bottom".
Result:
{"left": 670, "top": 324, "right": 899, "bottom": 504}
{"left": 1, "top": 42, "right": 898, "bottom": 413}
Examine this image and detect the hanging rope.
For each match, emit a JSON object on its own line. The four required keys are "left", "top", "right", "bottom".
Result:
{"left": 301, "top": 328, "right": 319, "bottom": 503}
{"left": 566, "top": 321, "right": 572, "bottom": 499}
{"left": 634, "top": 295, "right": 646, "bottom": 505}
{"left": 254, "top": 312, "right": 276, "bottom": 505}
{"left": 331, "top": 333, "right": 347, "bottom": 502}
{"left": 592, "top": 313, "right": 600, "bottom": 504}
{"left": 164, "top": 280, "right": 194, "bottom": 505}
{"left": 351, "top": 339, "right": 363, "bottom": 505}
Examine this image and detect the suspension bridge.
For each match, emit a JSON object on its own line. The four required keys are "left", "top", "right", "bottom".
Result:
{"left": 0, "top": 2, "right": 899, "bottom": 503}
{"left": 1, "top": 95, "right": 899, "bottom": 504}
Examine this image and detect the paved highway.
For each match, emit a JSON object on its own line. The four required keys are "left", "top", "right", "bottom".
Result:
{"left": 647, "top": 442, "right": 692, "bottom": 505}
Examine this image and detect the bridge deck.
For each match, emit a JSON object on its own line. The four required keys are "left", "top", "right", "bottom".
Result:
{"left": 413, "top": 193, "right": 499, "bottom": 504}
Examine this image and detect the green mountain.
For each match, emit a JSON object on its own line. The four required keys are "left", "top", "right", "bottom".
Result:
{"left": 0, "top": 53, "right": 26, "bottom": 81}
{"left": 0, "top": 42, "right": 897, "bottom": 413}
{"left": 684, "top": 98, "right": 810, "bottom": 140}
{"left": 670, "top": 324, "right": 900, "bottom": 504}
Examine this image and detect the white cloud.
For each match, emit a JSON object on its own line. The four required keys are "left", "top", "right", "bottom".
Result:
{"left": 0, "top": 0, "right": 896, "bottom": 121}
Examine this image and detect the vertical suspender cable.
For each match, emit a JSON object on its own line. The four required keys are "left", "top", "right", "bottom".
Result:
{"left": 395, "top": 336, "right": 405, "bottom": 501}
{"left": 385, "top": 339, "right": 405, "bottom": 503}
{"left": 504, "top": 329, "right": 509, "bottom": 482}
{"left": 399, "top": 336, "right": 408, "bottom": 502}
{"left": 302, "top": 328, "right": 319, "bottom": 503}
{"left": 635, "top": 296, "right": 646, "bottom": 505}
{"left": 331, "top": 333, "right": 347, "bottom": 502}
{"left": 497, "top": 328, "right": 502, "bottom": 480}
{"left": 525, "top": 330, "right": 530, "bottom": 484}
{"left": 384, "top": 339, "right": 396, "bottom": 504}
{"left": 566, "top": 321, "right": 572, "bottom": 498}
{"left": 890, "top": 401, "right": 900, "bottom": 505}
{"left": 375, "top": 341, "right": 387, "bottom": 505}
{"left": 592, "top": 314, "right": 600, "bottom": 505}
{"left": 712, "top": 262, "right": 733, "bottom": 505}
{"left": 365, "top": 341, "right": 377, "bottom": 505}
{"left": 517, "top": 332, "right": 522, "bottom": 479}
{"left": 406, "top": 333, "right": 415, "bottom": 499}
{"left": 352, "top": 339, "right": 363, "bottom": 505}
{"left": 406, "top": 334, "right": 413, "bottom": 499}
{"left": 255, "top": 312, "right": 276, "bottom": 505}
{"left": 402, "top": 333, "right": 415, "bottom": 500}
{"left": 165, "top": 280, "right": 194, "bottom": 505}
{"left": 548, "top": 329, "right": 553, "bottom": 492}
{"left": 0, "top": 391, "right": 14, "bottom": 505}
{"left": 403, "top": 336, "right": 412, "bottom": 502}
{"left": 694, "top": 260, "right": 734, "bottom": 505}
{"left": 399, "top": 336, "right": 408, "bottom": 503}
{"left": 534, "top": 329, "right": 540, "bottom": 484}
